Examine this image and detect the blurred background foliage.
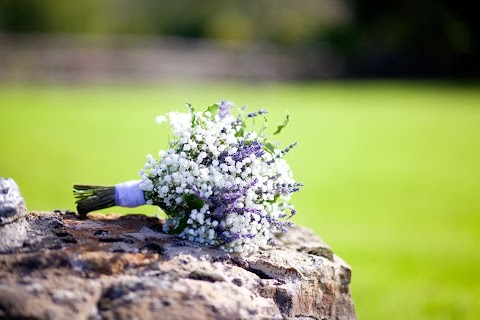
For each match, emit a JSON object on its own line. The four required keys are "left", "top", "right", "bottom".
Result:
{"left": 0, "top": 0, "right": 478, "bottom": 77}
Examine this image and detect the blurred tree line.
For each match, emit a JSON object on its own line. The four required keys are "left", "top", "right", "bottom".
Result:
{"left": 0, "top": 0, "right": 477, "bottom": 77}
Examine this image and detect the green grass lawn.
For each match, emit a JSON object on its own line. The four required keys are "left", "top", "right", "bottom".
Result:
{"left": 1, "top": 81, "right": 479, "bottom": 319}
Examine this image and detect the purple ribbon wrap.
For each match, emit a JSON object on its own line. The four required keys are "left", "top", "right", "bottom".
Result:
{"left": 115, "top": 180, "right": 146, "bottom": 207}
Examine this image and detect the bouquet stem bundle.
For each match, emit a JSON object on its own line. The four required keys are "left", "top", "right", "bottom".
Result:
{"left": 73, "top": 185, "right": 116, "bottom": 215}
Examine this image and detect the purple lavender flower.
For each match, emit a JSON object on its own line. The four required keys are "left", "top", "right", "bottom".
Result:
{"left": 247, "top": 109, "right": 268, "bottom": 118}
{"left": 190, "top": 179, "right": 260, "bottom": 244}
{"left": 274, "top": 182, "right": 304, "bottom": 195}
{"left": 267, "top": 142, "right": 298, "bottom": 165}
{"left": 218, "top": 140, "right": 265, "bottom": 164}
{"left": 218, "top": 100, "right": 234, "bottom": 119}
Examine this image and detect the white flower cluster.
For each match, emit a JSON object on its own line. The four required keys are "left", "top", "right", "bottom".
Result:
{"left": 139, "top": 102, "right": 300, "bottom": 253}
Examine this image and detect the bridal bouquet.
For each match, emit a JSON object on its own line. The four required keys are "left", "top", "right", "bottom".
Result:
{"left": 74, "top": 101, "right": 302, "bottom": 253}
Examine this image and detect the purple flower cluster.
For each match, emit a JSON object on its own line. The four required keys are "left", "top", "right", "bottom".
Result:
{"left": 218, "top": 140, "right": 265, "bottom": 164}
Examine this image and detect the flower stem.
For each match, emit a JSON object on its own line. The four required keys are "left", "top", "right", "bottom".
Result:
{"left": 73, "top": 185, "right": 116, "bottom": 215}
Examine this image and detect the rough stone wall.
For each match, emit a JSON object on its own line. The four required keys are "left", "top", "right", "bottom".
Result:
{"left": 0, "top": 178, "right": 356, "bottom": 319}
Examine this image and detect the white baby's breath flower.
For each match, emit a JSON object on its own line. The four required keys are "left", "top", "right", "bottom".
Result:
{"left": 139, "top": 102, "right": 302, "bottom": 253}
{"left": 155, "top": 115, "right": 167, "bottom": 124}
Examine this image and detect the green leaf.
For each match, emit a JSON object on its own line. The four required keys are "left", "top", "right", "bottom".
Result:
{"left": 273, "top": 112, "right": 290, "bottom": 135}
{"left": 186, "top": 103, "right": 194, "bottom": 114}
{"left": 167, "top": 214, "right": 189, "bottom": 235}
{"left": 186, "top": 103, "right": 195, "bottom": 125}
{"left": 263, "top": 142, "right": 276, "bottom": 155}
{"left": 257, "top": 116, "right": 268, "bottom": 136}
{"left": 235, "top": 119, "right": 246, "bottom": 137}
{"left": 166, "top": 194, "right": 205, "bottom": 235}
{"left": 205, "top": 103, "right": 219, "bottom": 117}
{"left": 182, "top": 194, "right": 205, "bottom": 210}
{"left": 267, "top": 194, "right": 280, "bottom": 204}
{"left": 235, "top": 108, "right": 247, "bottom": 137}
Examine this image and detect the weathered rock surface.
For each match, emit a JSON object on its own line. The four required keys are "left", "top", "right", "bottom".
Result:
{"left": 0, "top": 178, "right": 356, "bottom": 320}
{"left": 0, "top": 178, "right": 30, "bottom": 252}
